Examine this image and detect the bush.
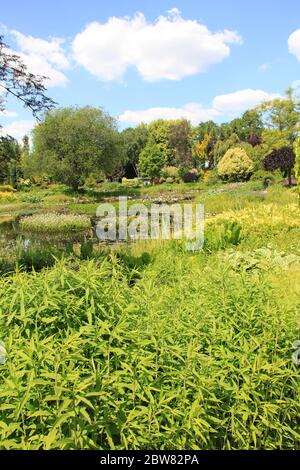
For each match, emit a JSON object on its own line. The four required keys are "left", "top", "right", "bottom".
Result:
{"left": 251, "top": 169, "right": 277, "bottom": 182}
{"left": 217, "top": 147, "right": 254, "bottom": 182}
{"left": 166, "top": 177, "right": 174, "bottom": 184}
{"left": 121, "top": 177, "right": 141, "bottom": 188}
{"left": 181, "top": 168, "right": 202, "bottom": 183}
{"left": 162, "top": 166, "right": 179, "bottom": 179}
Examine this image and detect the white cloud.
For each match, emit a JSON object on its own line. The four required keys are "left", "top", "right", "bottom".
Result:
{"left": 13, "top": 51, "right": 68, "bottom": 87}
{"left": 212, "top": 89, "right": 280, "bottom": 114}
{"left": 119, "top": 103, "right": 219, "bottom": 125}
{"left": 72, "top": 11, "right": 242, "bottom": 82}
{"left": 119, "top": 88, "right": 280, "bottom": 125}
{"left": 288, "top": 29, "right": 300, "bottom": 61}
{"left": 8, "top": 30, "right": 69, "bottom": 87}
{"left": 0, "top": 119, "right": 35, "bottom": 141}
{"left": 11, "top": 31, "right": 70, "bottom": 69}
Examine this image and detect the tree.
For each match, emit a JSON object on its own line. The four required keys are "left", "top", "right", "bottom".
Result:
{"left": 121, "top": 125, "right": 148, "bottom": 177}
{"left": 0, "top": 35, "right": 55, "bottom": 119}
{"left": 217, "top": 147, "right": 254, "bottom": 181}
{"left": 229, "top": 110, "right": 263, "bottom": 142}
{"left": 213, "top": 133, "right": 240, "bottom": 165}
{"left": 193, "top": 132, "right": 213, "bottom": 169}
{"left": 32, "top": 107, "right": 122, "bottom": 190}
{"left": 193, "top": 120, "right": 220, "bottom": 142}
{"left": 0, "top": 136, "right": 21, "bottom": 185}
{"left": 168, "top": 119, "right": 193, "bottom": 168}
{"left": 248, "top": 134, "right": 262, "bottom": 147}
{"left": 263, "top": 147, "right": 295, "bottom": 186}
{"left": 295, "top": 138, "right": 300, "bottom": 182}
{"left": 257, "top": 89, "right": 300, "bottom": 143}
{"left": 147, "top": 119, "right": 173, "bottom": 164}
{"left": 138, "top": 142, "right": 165, "bottom": 179}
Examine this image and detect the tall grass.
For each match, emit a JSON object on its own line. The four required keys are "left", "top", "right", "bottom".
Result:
{"left": 0, "top": 245, "right": 299, "bottom": 450}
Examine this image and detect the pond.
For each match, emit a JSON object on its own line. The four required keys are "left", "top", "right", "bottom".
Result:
{"left": 0, "top": 215, "right": 105, "bottom": 266}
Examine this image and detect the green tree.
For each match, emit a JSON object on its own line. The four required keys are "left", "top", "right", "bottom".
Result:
{"left": 0, "top": 135, "right": 21, "bottom": 185}
{"left": 257, "top": 89, "right": 300, "bottom": 143}
{"left": 121, "top": 124, "right": 148, "bottom": 177}
{"left": 213, "top": 133, "right": 240, "bottom": 165}
{"left": 229, "top": 110, "right": 263, "bottom": 142}
{"left": 295, "top": 138, "right": 300, "bottom": 182}
{"left": 32, "top": 106, "right": 122, "bottom": 190}
{"left": 147, "top": 119, "right": 173, "bottom": 164}
{"left": 168, "top": 119, "right": 193, "bottom": 168}
{"left": 138, "top": 142, "right": 165, "bottom": 179}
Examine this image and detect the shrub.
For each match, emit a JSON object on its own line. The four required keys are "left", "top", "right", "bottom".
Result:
{"left": 251, "top": 169, "right": 278, "bottom": 182}
{"left": 180, "top": 168, "right": 202, "bottom": 183}
{"left": 121, "top": 177, "right": 141, "bottom": 188}
{"left": 264, "top": 147, "right": 295, "bottom": 186}
{"left": 162, "top": 166, "right": 179, "bottom": 179}
{"left": 166, "top": 177, "right": 174, "bottom": 184}
{"left": 217, "top": 147, "right": 254, "bottom": 181}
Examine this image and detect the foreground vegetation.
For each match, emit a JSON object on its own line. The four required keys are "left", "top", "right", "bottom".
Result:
{"left": 0, "top": 180, "right": 299, "bottom": 450}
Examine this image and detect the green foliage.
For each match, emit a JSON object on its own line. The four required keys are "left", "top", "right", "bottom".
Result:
{"left": 168, "top": 119, "right": 193, "bottom": 168}
{"left": 19, "top": 194, "right": 43, "bottom": 204}
{"left": 161, "top": 166, "right": 179, "bottom": 179}
{"left": 295, "top": 138, "right": 300, "bottom": 181}
{"left": 121, "top": 125, "right": 148, "bottom": 177}
{"left": 138, "top": 142, "right": 165, "bottom": 179}
{"left": 229, "top": 109, "right": 264, "bottom": 141}
{"left": 0, "top": 136, "right": 21, "bottom": 186}
{"left": 121, "top": 177, "right": 141, "bottom": 188}
{"left": 213, "top": 133, "right": 240, "bottom": 165}
{"left": 217, "top": 148, "right": 254, "bottom": 181}
{"left": 257, "top": 89, "right": 300, "bottom": 143}
{"left": 0, "top": 246, "right": 299, "bottom": 449}
{"left": 32, "top": 107, "right": 122, "bottom": 190}
{"left": 204, "top": 220, "right": 242, "bottom": 251}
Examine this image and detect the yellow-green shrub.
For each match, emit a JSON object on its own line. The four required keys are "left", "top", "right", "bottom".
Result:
{"left": 217, "top": 147, "right": 254, "bottom": 181}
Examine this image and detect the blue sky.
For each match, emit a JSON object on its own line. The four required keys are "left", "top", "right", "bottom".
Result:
{"left": 1, "top": 0, "right": 300, "bottom": 140}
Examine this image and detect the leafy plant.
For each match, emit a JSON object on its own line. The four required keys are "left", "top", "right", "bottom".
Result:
{"left": 217, "top": 147, "right": 254, "bottom": 181}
